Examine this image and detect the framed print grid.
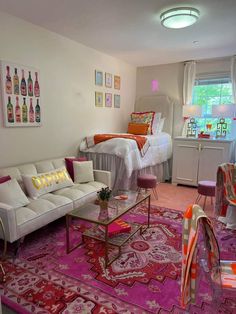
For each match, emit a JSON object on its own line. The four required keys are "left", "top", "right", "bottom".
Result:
{"left": 105, "top": 93, "right": 112, "bottom": 107}
{"left": 95, "top": 91, "right": 103, "bottom": 107}
{"left": 0, "top": 60, "right": 41, "bottom": 127}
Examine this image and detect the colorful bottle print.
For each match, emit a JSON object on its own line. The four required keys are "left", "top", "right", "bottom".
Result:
{"left": 20, "top": 69, "right": 27, "bottom": 96}
{"left": 34, "top": 72, "right": 40, "bottom": 97}
{"left": 15, "top": 96, "right": 21, "bottom": 123}
{"left": 35, "top": 99, "right": 41, "bottom": 123}
{"left": 7, "top": 96, "right": 14, "bottom": 123}
{"left": 22, "top": 97, "right": 28, "bottom": 123}
{"left": 13, "top": 68, "right": 19, "bottom": 95}
{"left": 5, "top": 66, "right": 12, "bottom": 94}
{"left": 29, "top": 98, "right": 34, "bottom": 123}
{"left": 28, "top": 71, "right": 33, "bottom": 96}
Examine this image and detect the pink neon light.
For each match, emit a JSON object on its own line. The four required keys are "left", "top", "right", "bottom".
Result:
{"left": 152, "top": 80, "right": 159, "bottom": 92}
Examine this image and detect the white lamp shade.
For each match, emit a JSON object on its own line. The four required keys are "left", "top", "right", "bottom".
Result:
{"left": 212, "top": 104, "right": 236, "bottom": 118}
{"left": 182, "top": 105, "right": 202, "bottom": 118}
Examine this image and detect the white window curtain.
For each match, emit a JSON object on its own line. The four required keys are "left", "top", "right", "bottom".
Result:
{"left": 231, "top": 56, "right": 236, "bottom": 103}
{"left": 183, "top": 61, "right": 196, "bottom": 106}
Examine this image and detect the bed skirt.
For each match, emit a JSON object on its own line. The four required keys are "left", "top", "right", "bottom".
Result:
{"left": 79, "top": 152, "right": 171, "bottom": 192}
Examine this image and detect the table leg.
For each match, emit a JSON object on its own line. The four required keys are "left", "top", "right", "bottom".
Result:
{"left": 147, "top": 194, "right": 150, "bottom": 228}
{"left": 66, "top": 215, "right": 84, "bottom": 254}
{"left": 105, "top": 225, "right": 108, "bottom": 267}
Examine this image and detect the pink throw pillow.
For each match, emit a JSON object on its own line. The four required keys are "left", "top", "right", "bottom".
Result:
{"left": 0, "top": 175, "right": 11, "bottom": 184}
{"left": 65, "top": 157, "right": 87, "bottom": 181}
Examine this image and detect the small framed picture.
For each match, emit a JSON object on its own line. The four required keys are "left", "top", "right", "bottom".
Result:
{"left": 105, "top": 72, "right": 112, "bottom": 88}
{"left": 95, "top": 70, "right": 103, "bottom": 86}
{"left": 114, "top": 75, "right": 120, "bottom": 90}
{"left": 105, "top": 93, "right": 112, "bottom": 107}
{"left": 95, "top": 92, "right": 103, "bottom": 107}
{"left": 114, "top": 94, "right": 120, "bottom": 108}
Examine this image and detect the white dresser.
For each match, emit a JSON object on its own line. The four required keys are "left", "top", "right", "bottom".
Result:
{"left": 172, "top": 136, "right": 236, "bottom": 186}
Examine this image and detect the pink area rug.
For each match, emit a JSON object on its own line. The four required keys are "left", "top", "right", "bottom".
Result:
{"left": 1, "top": 205, "right": 236, "bottom": 313}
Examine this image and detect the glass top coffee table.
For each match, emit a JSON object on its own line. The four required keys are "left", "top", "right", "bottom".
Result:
{"left": 66, "top": 190, "right": 151, "bottom": 267}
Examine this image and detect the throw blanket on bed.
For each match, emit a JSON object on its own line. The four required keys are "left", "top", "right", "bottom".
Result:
{"left": 215, "top": 163, "right": 236, "bottom": 217}
{"left": 85, "top": 134, "right": 150, "bottom": 157}
{"left": 181, "top": 204, "right": 220, "bottom": 308}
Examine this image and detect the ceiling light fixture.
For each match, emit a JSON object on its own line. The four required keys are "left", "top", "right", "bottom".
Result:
{"left": 160, "top": 7, "right": 200, "bottom": 29}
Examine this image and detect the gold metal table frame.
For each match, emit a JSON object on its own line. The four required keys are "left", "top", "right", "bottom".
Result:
{"left": 66, "top": 191, "right": 151, "bottom": 267}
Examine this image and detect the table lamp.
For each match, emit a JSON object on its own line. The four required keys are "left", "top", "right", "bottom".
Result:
{"left": 212, "top": 104, "right": 236, "bottom": 138}
{"left": 182, "top": 105, "right": 202, "bottom": 137}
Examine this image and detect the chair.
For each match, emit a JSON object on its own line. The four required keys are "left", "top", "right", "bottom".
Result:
{"left": 215, "top": 163, "right": 236, "bottom": 228}
{"left": 181, "top": 204, "right": 236, "bottom": 310}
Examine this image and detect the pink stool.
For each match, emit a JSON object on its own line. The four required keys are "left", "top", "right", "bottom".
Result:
{"left": 196, "top": 180, "right": 216, "bottom": 210}
{"left": 137, "top": 174, "right": 158, "bottom": 199}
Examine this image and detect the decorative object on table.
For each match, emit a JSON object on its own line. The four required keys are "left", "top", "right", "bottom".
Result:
{"left": 114, "top": 94, "right": 120, "bottom": 108}
{"left": 105, "top": 93, "right": 112, "bottom": 107}
{"left": 97, "top": 187, "right": 112, "bottom": 220}
{"left": 95, "top": 91, "right": 103, "bottom": 107}
{"left": 114, "top": 75, "right": 120, "bottom": 90}
{"left": 212, "top": 104, "right": 236, "bottom": 138}
{"left": 95, "top": 70, "right": 103, "bottom": 86}
{"left": 182, "top": 105, "right": 202, "bottom": 137}
{"left": 198, "top": 131, "right": 210, "bottom": 139}
{"left": 0, "top": 60, "right": 41, "bottom": 127}
{"left": 105, "top": 72, "right": 112, "bottom": 88}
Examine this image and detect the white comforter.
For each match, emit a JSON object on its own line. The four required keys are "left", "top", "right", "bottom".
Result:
{"left": 79, "top": 132, "right": 172, "bottom": 177}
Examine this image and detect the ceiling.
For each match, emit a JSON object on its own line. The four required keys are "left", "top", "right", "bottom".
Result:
{"left": 0, "top": 0, "right": 236, "bottom": 66}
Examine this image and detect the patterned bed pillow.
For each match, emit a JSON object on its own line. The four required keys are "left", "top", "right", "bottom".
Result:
{"left": 130, "top": 111, "right": 155, "bottom": 135}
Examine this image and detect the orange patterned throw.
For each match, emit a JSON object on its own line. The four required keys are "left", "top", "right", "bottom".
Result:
{"left": 86, "top": 134, "right": 150, "bottom": 157}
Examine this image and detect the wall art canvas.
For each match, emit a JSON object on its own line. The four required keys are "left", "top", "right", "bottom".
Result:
{"left": 105, "top": 72, "right": 112, "bottom": 88}
{"left": 105, "top": 93, "right": 112, "bottom": 107}
{"left": 114, "top": 94, "right": 120, "bottom": 108}
{"left": 95, "top": 91, "right": 103, "bottom": 107}
{"left": 95, "top": 70, "right": 103, "bottom": 86}
{"left": 0, "top": 60, "right": 41, "bottom": 127}
{"left": 114, "top": 75, "right": 121, "bottom": 90}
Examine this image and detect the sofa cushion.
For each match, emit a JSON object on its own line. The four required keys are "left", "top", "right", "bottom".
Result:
{"left": 53, "top": 187, "right": 86, "bottom": 201}
{"left": 40, "top": 193, "right": 72, "bottom": 207}
{"left": 16, "top": 207, "right": 37, "bottom": 225}
{"left": 22, "top": 167, "right": 74, "bottom": 199}
{"left": 0, "top": 179, "right": 29, "bottom": 209}
{"left": 73, "top": 161, "right": 94, "bottom": 183}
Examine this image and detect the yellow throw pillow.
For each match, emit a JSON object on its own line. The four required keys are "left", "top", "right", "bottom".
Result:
{"left": 22, "top": 167, "right": 74, "bottom": 199}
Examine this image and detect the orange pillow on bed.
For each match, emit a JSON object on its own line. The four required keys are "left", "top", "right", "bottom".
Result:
{"left": 127, "top": 123, "right": 149, "bottom": 135}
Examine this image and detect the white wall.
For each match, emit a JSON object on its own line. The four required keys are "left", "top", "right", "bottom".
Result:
{"left": 136, "top": 57, "right": 231, "bottom": 136}
{"left": 0, "top": 12, "right": 136, "bottom": 167}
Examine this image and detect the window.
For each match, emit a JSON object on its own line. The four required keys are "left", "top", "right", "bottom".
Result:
{"left": 192, "top": 76, "right": 233, "bottom": 133}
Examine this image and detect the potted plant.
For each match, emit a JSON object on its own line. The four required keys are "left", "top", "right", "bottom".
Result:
{"left": 97, "top": 187, "right": 112, "bottom": 220}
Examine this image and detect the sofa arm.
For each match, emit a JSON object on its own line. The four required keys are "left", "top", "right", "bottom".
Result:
{"left": 0, "top": 202, "right": 18, "bottom": 243}
{"left": 93, "top": 170, "right": 111, "bottom": 188}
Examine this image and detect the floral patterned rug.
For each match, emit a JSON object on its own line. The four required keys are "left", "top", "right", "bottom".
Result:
{"left": 1, "top": 205, "right": 236, "bottom": 313}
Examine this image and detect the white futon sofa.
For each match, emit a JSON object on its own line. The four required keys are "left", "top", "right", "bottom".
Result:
{"left": 0, "top": 157, "right": 111, "bottom": 244}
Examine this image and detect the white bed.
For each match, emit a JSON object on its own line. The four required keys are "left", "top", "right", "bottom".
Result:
{"left": 79, "top": 95, "right": 177, "bottom": 191}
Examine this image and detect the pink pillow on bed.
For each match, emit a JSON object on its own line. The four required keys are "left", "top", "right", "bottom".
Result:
{"left": 0, "top": 175, "right": 11, "bottom": 184}
{"left": 65, "top": 157, "right": 87, "bottom": 181}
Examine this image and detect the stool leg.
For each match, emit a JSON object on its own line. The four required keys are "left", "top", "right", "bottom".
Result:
{"left": 196, "top": 194, "right": 201, "bottom": 203}
{"left": 203, "top": 196, "right": 207, "bottom": 210}
{"left": 152, "top": 187, "right": 158, "bottom": 200}
{"left": 211, "top": 197, "right": 213, "bottom": 205}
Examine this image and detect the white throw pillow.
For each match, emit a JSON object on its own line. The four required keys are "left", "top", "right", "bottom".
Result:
{"left": 152, "top": 112, "right": 162, "bottom": 134}
{"left": 156, "top": 117, "right": 165, "bottom": 134}
{"left": 0, "top": 178, "right": 29, "bottom": 208}
{"left": 73, "top": 161, "right": 94, "bottom": 183}
{"left": 22, "top": 167, "right": 74, "bottom": 199}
